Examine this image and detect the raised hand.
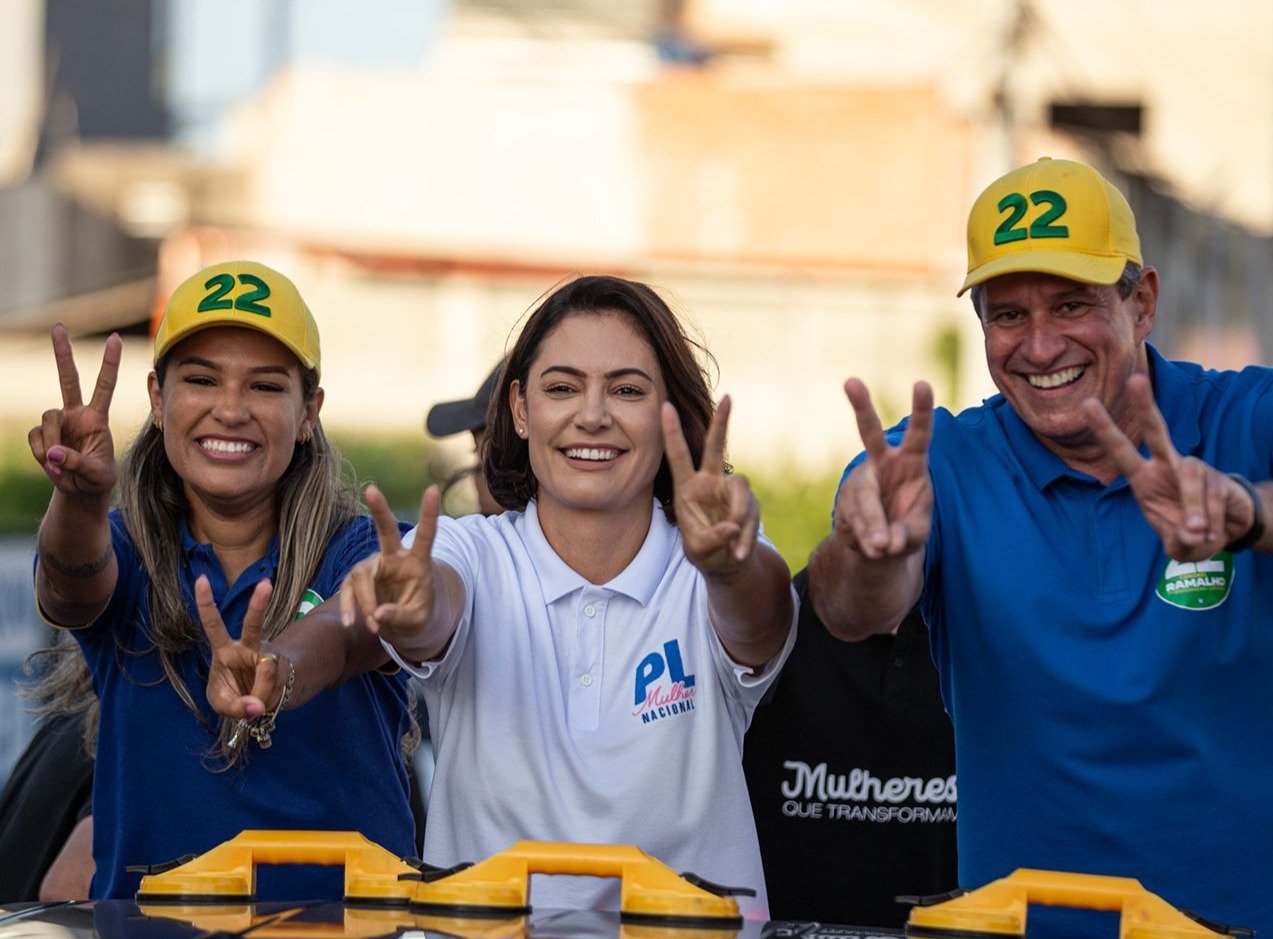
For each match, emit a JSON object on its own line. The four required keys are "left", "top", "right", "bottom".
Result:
{"left": 29, "top": 325, "right": 122, "bottom": 498}
{"left": 198, "top": 574, "right": 278, "bottom": 719}
{"left": 663, "top": 395, "right": 759, "bottom": 576}
{"left": 833, "top": 379, "right": 935, "bottom": 560}
{"left": 1082, "top": 374, "right": 1257, "bottom": 561}
{"left": 339, "top": 484, "right": 441, "bottom": 647}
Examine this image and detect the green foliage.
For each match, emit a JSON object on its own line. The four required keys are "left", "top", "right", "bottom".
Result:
{"left": 328, "top": 432, "right": 454, "bottom": 517}
{"left": 0, "top": 427, "right": 49, "bottom": 533}
{"left": 0, "top": 461, "right": 50, "bottom": 533}
{"left": 0, "top": 426, "right": 845, "bottom": 574}
{"left": 0, "top": 427, "right": 456, "bottom": 535}
{"left": 931, "top": 323, "right": 962, "bottom": 405}
{"left": 747, "top": 463, "right": 844, "bottom": 574}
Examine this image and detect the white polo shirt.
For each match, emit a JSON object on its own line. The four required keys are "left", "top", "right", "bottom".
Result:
{"left": 390, "top": 500, "right": 797, "bottom": 918}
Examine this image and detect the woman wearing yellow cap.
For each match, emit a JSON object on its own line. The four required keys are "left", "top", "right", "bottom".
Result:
{"left": 27, "top": 261, "right": 416, "bottom": 900}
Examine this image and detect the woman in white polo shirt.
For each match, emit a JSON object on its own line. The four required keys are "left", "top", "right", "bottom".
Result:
{"left": 208, "top": 274, "right": 796, "bottom": 917}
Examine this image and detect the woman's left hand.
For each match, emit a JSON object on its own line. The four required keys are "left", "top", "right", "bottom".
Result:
{"left": 198, "top": 575, "right": 281, "bottom": 719}
{"left": 663, "top": 395, "right": 759, "bottom": 577}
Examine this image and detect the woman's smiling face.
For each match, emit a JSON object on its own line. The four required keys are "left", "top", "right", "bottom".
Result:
{"left": 510, "top": 310, "right": 667, "bottom": 523}
{"left": 150, "top": 326, "right": 319, "bottom": 518}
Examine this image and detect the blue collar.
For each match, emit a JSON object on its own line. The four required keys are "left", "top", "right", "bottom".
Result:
{"left": 179, "top": 522, "right": 281, "bottom": 597}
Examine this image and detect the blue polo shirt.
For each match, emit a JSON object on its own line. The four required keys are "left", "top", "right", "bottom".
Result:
{"left": 71, "top": 511, "right": 414, "bottom": 900}
{"left": 842, "top": 346, "right": 1273, "bottom": 934}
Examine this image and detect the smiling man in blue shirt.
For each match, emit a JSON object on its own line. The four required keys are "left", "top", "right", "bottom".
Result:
{"left": 809, "top": 157, "right": 1273, "bottom": 936}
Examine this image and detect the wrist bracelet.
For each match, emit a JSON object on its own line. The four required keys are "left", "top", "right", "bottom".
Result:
{"left": 1225, "top": 474, "right": 1266, "bottom": 553}
{"left": 248, "top": 657, "right": 295, "bottom": 750}
{"left": 226, "top": 656, "right": 296, "bottom": 751}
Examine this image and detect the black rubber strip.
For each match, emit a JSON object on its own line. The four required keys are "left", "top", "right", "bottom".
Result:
{"left": 621, "top": 911, "right": 745, "bottom": 929}
{"left": 135, "top": 893, "right": 255, "bottom": 904}
{"left": 408, "top": 902, "right": 531, "bottom": 918}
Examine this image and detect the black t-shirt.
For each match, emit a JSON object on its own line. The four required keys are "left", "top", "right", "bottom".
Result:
{"left": 744, "top": 569, "right": 958, "bottom": 928}
{"left": 0, "top": 711, "right": 94, "bottom": 901}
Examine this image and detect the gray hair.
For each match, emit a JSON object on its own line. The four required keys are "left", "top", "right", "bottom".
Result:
{"left": 970, "top": 261, "right": 1143, "bottom": 318}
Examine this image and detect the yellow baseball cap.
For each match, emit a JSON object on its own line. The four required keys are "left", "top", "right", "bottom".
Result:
{"left": 153, "top": 260, "right": 321, "bottom": 376}
{"left": 959, "top": 157, "right": 1142, "bottom": 296}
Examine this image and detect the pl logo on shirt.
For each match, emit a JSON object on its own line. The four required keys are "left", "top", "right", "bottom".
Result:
{"left": 632, "top": 639, "right": 697, "bottom": 723}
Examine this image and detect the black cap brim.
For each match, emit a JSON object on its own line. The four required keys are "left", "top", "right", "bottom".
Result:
{"left": 425, "top": 362, "right": 504, "bottom": 438}
{"left": 426, "top": 399, "right": 488, "bottom": 437}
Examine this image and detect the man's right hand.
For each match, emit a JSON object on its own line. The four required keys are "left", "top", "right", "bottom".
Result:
{"left": 810, "top": 379, "right": 935, "bottom": 640}
{"left": 832, "top": 378, "right": 935, "bottom": 560}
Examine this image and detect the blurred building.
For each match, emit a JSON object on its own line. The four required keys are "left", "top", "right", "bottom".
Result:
{"left": 3, "top": 0, "right": 1273, "bottom": 783}
{"left": 3, "top": 0, "right": 1271, "bottom": 473}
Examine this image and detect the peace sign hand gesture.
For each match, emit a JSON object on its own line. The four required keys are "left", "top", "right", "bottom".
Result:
{"left": 198, "top": 575, "right": 280, "bottom": 719}
{"left": 28, "top": 325, "right": 121, "bottom": 499}
{"left": 834, "top": 379, "right": 935, "bottom": 560}
{"left": 339, "top": 484, "right": 443, "bottom": 651}
{"left": 663, "top": 395, "right": 759, "bottom": 577}
{"left": 1082, "top": 374, "right": 1258, "bottom": 561}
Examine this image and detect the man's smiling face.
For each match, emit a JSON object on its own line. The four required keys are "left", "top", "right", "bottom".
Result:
{"left": 979, "top": 269, "right": 1157, "bottom": 470}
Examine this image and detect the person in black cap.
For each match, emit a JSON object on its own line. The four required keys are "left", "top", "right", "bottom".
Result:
{"left": 426, "top": 362, "right": 504, "bottom": 517}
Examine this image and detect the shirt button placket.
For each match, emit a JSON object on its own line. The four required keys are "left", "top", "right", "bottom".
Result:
{"left": 572, "top": 591, "right": 605, "bottom": 730}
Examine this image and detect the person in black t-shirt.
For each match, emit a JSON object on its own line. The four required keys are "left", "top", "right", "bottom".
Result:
{"left": 0, "top": 707, "right": 94, "bottom": 900}
{"left": 743, "top": 568, "right": 957, "bottom": 927}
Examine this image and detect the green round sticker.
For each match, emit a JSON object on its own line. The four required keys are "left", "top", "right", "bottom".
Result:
{"left": 1155, "top": 553, "right": 1234, "bottom": 611}
{"left": 294, "top": 588, "right": 323, "bottom": 620}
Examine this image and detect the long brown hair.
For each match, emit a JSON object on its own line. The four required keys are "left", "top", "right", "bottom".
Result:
{"left": 23, "top": 635, "right": 98, "bottom": 756}
{"left": 484, "top": 275, "right": 717, "bottom": 522}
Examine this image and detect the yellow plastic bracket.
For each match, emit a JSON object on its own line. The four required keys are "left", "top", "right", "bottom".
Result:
{"left": 905, "top": 868, "right": 1247, "bottom": 939}
{"left": 408, "top": 840, "right": 745, "bottom": 925}
{"left": 134, "top": 830, "right": 421, "bottom": 906}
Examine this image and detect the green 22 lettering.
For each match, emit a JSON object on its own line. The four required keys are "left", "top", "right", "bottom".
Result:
{"left": 993, "top": 190, "right": 1069, "bottom": 245}
{"left": 197, "top": 273, "right": 273, "bottom": 317}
